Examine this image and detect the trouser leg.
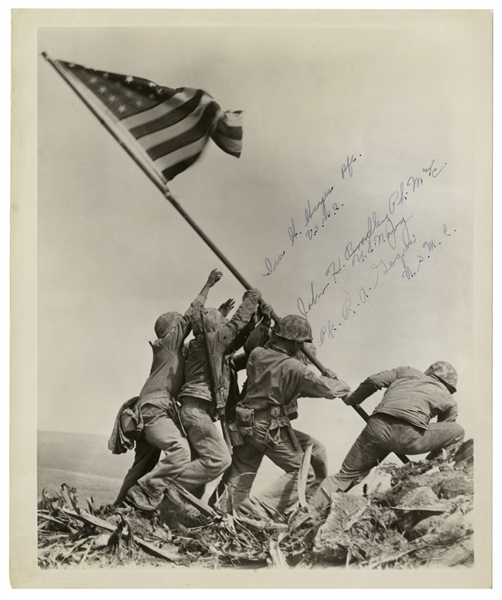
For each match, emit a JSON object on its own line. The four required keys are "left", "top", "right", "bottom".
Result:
{"left": 247, "top": 421, "right": 315, "bottom": 517}
{"left": 133, "top": 411, "right": 192, "bottom": 506}
{"left": 388, "top": 420, "right": 465, "bottom": 457}
{"left": 216, "top": 442, "right": 264, "bottom": 512}
{"left": 114, "top": 436, "right": 161, "bottom": 505}
{"left": 173, "top": 400, "right": 232, "bottom": 492}
{"left": 293, "top": 429, "right": 328, "bottom": 481}
{"left": 313, "top": 416, "right": 391, "bottom": 508}
{"left": 188, "top": 446, "right": 207, "bottom": 499}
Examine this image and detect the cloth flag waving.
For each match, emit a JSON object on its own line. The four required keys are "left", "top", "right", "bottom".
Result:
{"left": 50, "top": 59, "right": 243, "bottom": 182}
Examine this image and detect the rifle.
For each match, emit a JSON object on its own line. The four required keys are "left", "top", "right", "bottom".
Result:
{"left": 200, "top": 310, "right": 233, "bottom": 455}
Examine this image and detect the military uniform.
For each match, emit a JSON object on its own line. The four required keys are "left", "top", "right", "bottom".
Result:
{"left": 221, "top": 338, "right": 350, "bottom": 517}
{"left": 112, "top": 296, "right": 208, "bottom": 507}
{"left": 313, "top": 362, "right": 464, "bottom": 503}
{"left": 171, "top": 291, "right": 260, "bottom": 493}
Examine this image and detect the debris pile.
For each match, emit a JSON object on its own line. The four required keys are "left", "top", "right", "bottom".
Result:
{"left": 312, "top": 440, "right": 474, "bottom": 568}
{"left": 38, "top": 441, "right": 474, "bottom": 569}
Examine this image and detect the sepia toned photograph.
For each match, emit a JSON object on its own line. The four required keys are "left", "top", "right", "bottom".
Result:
{"left": 10, "top": 8, "right": 492, "bottom": 588}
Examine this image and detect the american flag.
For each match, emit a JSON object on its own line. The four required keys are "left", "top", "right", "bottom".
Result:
{"left": 54, "top": 60, "right": 243, "bottom": 182}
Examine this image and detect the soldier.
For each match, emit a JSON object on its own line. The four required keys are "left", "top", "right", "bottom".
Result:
{"left": 311, "top": 361, "right": 464, "bottom": 508}
{"left": 173, "top": 288, "right": 262, "bottom": 494}
{"left": 111, "top": 269, "right": 223, "bottom": 509}
{"left": 220, "top": 315, "right": 351, "bottom": 518}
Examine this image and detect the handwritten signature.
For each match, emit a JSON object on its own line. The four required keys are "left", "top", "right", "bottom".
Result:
{"left": 262, "top": 250, "right": 286, "bottom": 277}
{"left": 262, "top": 151, "right": 361, "bottom": 276}
{"left": 341, "top": 154, "right": 361, "bottom": 179}
{"left": 319, "top": 221, "right": 456, "bottom": 345}
{"left": 297, "top": 280, "right": 331, "bottom": 322}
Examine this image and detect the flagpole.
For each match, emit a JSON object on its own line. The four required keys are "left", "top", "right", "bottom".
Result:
{"left": 41, "top": 52, "right": 256, "bottom": 288}
{"left": 41, "top": 52, "right": 168, "bottom": 195}
{"left": 159, "top": 194, "right": 409, "bottom": 462}
{"left": 42, "top": 53, "right": 408, "bottom": 462}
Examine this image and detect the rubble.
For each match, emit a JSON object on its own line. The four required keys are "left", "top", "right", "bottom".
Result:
{"left": 38, "top": 440, "right": 474, "bottom": 569}
{"left": 311, "top": 444, "right": 474, "bottom": 568}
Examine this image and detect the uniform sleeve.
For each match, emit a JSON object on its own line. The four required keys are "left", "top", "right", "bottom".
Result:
{"left": 244, "top": 323, "right": 270, "bottom": 355}
{"left": 215, "top": 296, "right": 260, "bottom": 352}
{"left": 348, "top": 368, "right": 400, "bottom": 405}
{"left": 297, "top": 367, "right": 351, "bottom": 399}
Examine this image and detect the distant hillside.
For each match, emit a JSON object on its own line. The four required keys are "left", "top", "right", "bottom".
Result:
{"left": 37, "top": 429, "right": 282, "bottom": 507}
{"left": 38, "top": 430, "right": 131, "bottom": 480}
{"left": 38, "top": 430, "right": 132, "bottom": 505}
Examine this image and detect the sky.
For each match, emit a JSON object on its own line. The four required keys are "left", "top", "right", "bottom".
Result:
{"left": 35, "top": 11, "right": 490, "bottom": 472}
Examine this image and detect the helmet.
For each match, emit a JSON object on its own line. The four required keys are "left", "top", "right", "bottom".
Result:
{"left": 424, "top": 361, "right": 458, "bottom": 392}
{"left": 193, "top": 307, "right": 228, "bottom": 336}
{"left": 205, "top": 308, "right": 229, "bottom": 332}
{"left": 154, "top": 312, "right": 183, "bottom": 339}
{"left": 274, "top": 315, "right": 313, "bottom": 343}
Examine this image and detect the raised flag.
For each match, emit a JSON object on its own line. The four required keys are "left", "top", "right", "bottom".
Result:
{"left": 51, "top": 59, "right": 243, "bottom": 182}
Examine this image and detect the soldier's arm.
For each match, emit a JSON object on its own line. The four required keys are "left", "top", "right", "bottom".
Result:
{"left": 216, "top": 289, "right": 262, "bottom": 351}
{"left": 297, "top": 368, "right": 351, "bottom": 399}
{"left": 167, "top": 270, "right": 223, "bottom": 350}
{"left": 344, "top": 368, "right": 400, "bottom": 405}
{"left": 192, "top": 269, "right": 223, "bottom": 309}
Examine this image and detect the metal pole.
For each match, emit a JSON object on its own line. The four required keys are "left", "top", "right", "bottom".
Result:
{"left": 43, "top": 53, "right": 409, "bottom": 464}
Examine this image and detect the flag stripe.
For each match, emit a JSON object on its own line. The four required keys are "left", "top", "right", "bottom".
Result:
{"left": 210, "top": 111, "right": 243, "bottom": 157}
{"left": 129, "top": 90, "right": 213, "bottom": 139}
{"left": 160, "top": 154, "right": 202, "bottom": 182}
{"left": 145, "top": 102, "right": 220, "bottom": 161}
{"left": 137, "top": 99, "right": 217, "bottom": 151}
{"left": 211, "top": 133, "right": 242, "bottom": 158}
{"left": 53, "top": 59, "right": 242, "bottom": 182}
{"left": 120, "top": 88, "right": 199, "bottom": 130}
{"left": 154, "top": 136, "right": 209, "bottom": 173}
{"left": 213, "top": 112, "right": 243, "bottom": 140}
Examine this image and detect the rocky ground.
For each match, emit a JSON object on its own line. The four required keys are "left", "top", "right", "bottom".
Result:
{"left": 37, "top": 440, "right": 473, "bottom": 570}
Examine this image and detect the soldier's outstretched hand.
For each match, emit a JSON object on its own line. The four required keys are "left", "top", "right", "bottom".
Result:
{"left": 207, "top": 269, "right": 223, "bottom": 286}
{"left": 243, "top": 288, "right": 262, "bottom": 302}
{"left": 325, "top": 368, "right": 339, "bottom": 380}
{"left": 258, "top": 302, "right": 274, "bottom": 321}
{"left": 218, "top": 298, "right": 235, "bottom": 317}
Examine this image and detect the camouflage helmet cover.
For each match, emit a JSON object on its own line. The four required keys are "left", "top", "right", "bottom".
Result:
{"left": 192, "top": 307, "right": 229, "bottom": 336}
{"left": 274, "top": 315, "right": 313, "bottom": 343}
{"left": 424, "top": 361, "right": 458, "bottom": 392}
{"left": 205, "top": 308, "right": 229, "bottom": 332}
{"left": 154, "top": 311, "right": 183, "bottom": 339}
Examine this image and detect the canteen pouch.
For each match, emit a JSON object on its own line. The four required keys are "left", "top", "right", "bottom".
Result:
{"left": 228, "top": 421, "right": 245, "bottom": 446}
{"left": 234, "top": 406, "right": 254, "bottom": 437}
